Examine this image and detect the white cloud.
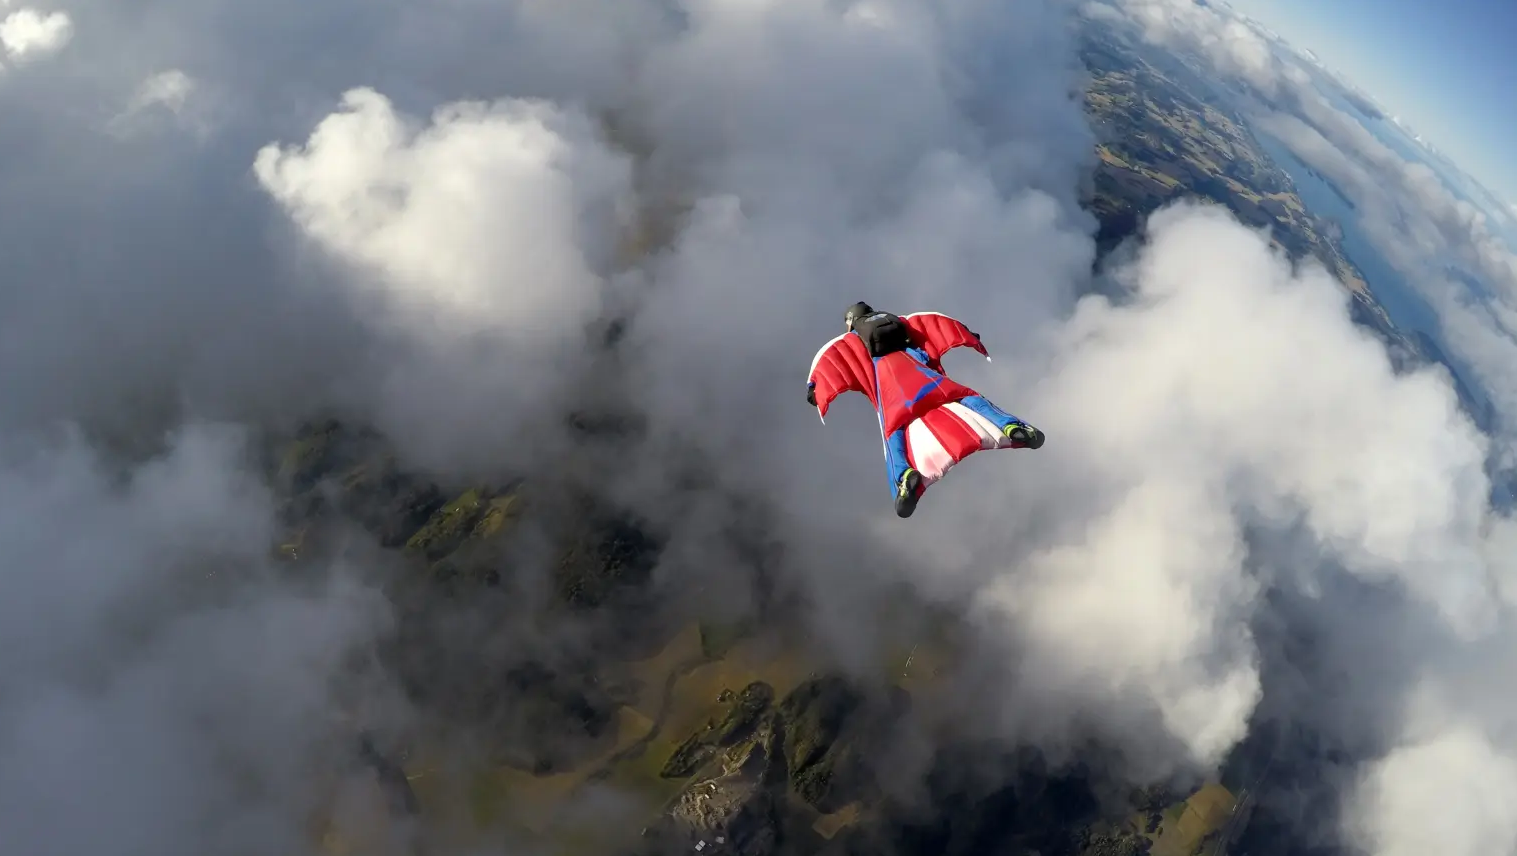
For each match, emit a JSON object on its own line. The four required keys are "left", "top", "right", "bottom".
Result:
{"left": 0, "top": 7, "right": 71, "bottom": 61}
{"left": 252, "top": 87, "right": 638, "bottom": 470}
{"left": 129, "top": 68, "right": 194, "bottom": 114}
{"left": 917, "top": 201, "right": 1502, "bottom": 779}
{"left": 1350, "top": 722, "right": 1517, "bottom": 856}
{"left": 254, "top": 87, "right": 631, "bottom": 343}
{"left": 106, "top": 69, "right": 216, "bottom": 139}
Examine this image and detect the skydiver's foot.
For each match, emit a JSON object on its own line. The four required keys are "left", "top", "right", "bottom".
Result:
{"left": 895, "top": 468, "right": 923, "bottom": 519}
{"left": 1004, "top": 422, "right": 1045, "bottom": 449}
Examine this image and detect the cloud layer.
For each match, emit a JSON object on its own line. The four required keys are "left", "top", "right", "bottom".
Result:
{"left": 0, "top": 424, "right": 393, "bottom": 856}
{"left": 0, "top": 5, "right": 72, "bottom": 63}
{"left": 1087, "top": 3, "right": 1517, "bottom": 853}
{"left": 4, "top": 0, "right": 1517, "bottom": 855}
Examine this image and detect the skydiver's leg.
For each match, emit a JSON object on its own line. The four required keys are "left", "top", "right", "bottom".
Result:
{"left": 957, "top": 395, "right": 1045, "bottom": 449}
{"left": 882, "top": 426, "right": 912, "bottom": 497}
{"left": 955, "top": 394, "right": 1022, "bottom": 427}
{"left": 883, "top": 425, "right": 923, "bottom": 518}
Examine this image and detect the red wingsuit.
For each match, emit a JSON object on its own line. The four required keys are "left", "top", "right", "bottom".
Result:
{"left": 807, "top": 310, "right": 1040, "bottom": 516}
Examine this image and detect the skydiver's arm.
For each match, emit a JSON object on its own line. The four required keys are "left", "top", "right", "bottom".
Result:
{"left": 902, "top": 312, "right": 987, "bottom": 364}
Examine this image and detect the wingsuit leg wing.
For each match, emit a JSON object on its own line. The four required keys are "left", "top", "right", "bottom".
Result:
{"left": 889, "top": 397, "right": 1042, "bottom": 517}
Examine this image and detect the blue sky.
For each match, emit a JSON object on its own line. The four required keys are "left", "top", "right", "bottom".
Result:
{"left": 1224, "top": 0, "right": 1517, "bottom": 207}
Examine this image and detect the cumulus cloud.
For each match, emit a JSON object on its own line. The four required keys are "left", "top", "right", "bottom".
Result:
{"left": 10, "top": 0, "right": 1517, "bottom": 854}
{"left": 873, "top": 202, "right": 1503, "bottom": 788}
{"left": 0, "top": 6, "right": 71, "bottom": 62}
{"left": 1350, "top": 726, "right": 1517, "bottom": 856}
{"left": 254, "top": 87, "right": 631, "bottom": 340}
{"left": 253, "top": 87, "right": 637, "bottom": 472}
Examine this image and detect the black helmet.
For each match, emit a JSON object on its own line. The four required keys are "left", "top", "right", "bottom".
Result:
{"left": 844, "top": 302, "right": 874, "bottom": 331}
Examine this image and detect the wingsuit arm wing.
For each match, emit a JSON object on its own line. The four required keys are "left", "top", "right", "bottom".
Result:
{"left": 807, "top": 333, "right": 875, "bottom": 422}
{"left": 902, "top": 312, "right": 991, "bottom": 367}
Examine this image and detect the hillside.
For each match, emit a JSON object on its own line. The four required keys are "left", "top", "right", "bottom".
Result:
{"left": 272, "top": 417, "right": 1258, "bottom": 856}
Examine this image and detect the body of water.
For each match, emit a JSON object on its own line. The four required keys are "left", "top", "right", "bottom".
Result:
{"left": 1256, "top": 125, "right": 1516, "bottom": 507}
{"left": 1254, "top": 132, "right": 1438, "bottom": 330}
{"left": 1252, "top": 130, "right": 1496, "bottom": 413}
